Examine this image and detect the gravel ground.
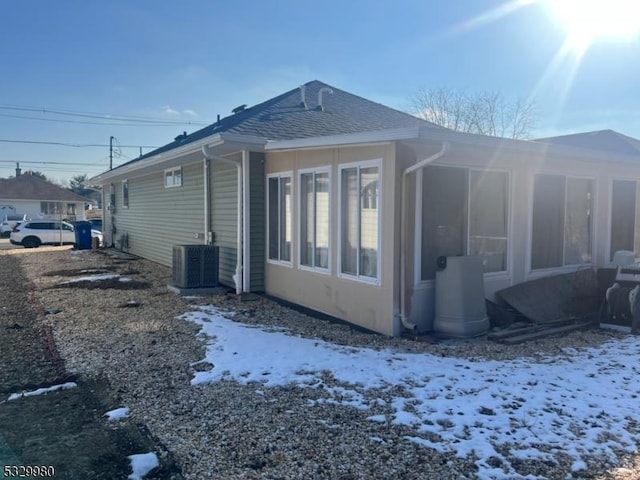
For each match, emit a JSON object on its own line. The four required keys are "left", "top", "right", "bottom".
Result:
{"left": 6, "top": 246, "right": 640, "bottom": 479}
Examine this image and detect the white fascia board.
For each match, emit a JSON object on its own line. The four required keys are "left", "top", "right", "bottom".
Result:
{"left": 264, "top": 127, "right": 422, "bottom": 151}
{"left": 89, "top": 133, "right": 268, "bottom": 185}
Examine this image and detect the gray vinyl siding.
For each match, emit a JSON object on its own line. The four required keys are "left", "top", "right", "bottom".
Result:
{"left": 249, "top": 151, "right": 265, "bottom": 291}
{"left": 109, "top": 163, "right": 205, "bottom": 266}
{"left": 211, "top": 160, "right": 238, "bottom": 287}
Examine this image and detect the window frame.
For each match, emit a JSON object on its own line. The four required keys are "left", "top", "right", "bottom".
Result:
{"left": 164, "top": 167, "right": 183, "bottom": 188}
{"left": 609, "top": 177, "right": 640, "bottom": 261}
{"left": 297, "top": 166, "right": 331, "bottom": 274}
{"left": 415, "top": 165, "right": 511, "bottom": 285}
{"left": 337, "top": 159, "right": 382, "bottom": 285}
{"left": 122, "top": 180, "right": 129, "bottom": 208}
{"left": 529, "top": 173, "right": 596, "bottom": 272}
{"left": 109, "top": 184, "right": 116, "bottom": 211}
{"left": 266, "top": 171, "right": 293, "bottom": 266}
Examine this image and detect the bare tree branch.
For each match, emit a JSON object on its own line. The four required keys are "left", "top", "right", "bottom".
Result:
{"left": 409, "top": 88, "right": 536, "bottom": 139}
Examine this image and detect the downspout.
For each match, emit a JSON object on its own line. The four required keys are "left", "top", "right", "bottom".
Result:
{"left": 398, "top": 142, "right": 449, "bottom": 332}
{"left": 202, "top": 145, "right": 243, "bottom": 294}
{"left": 203, "top": 157, "right": 211, "bottom": 244}
{"left": 241, "top": 150, "right": 251, "bottom": 292}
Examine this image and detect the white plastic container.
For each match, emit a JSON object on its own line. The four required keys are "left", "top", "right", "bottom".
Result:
{"left": 612, "top": 250, "right": 635, "bottom": 267}
{"left": 434, "top": 256, "right": 489, "bottom": 337}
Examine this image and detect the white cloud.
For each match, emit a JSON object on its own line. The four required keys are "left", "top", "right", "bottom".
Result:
{"left": 162, "top": 105, "right": 180, "bottom": 116}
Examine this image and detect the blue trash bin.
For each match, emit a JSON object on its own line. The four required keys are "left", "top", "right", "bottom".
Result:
{"left": 74, "top": 221, "right": 92, "bottom": 250}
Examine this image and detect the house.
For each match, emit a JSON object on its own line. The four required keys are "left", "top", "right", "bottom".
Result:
{"left": 0, "top": 171, "right": 90, "bottom": 222}
{"left": 89, "top": 81, "right": 640, "bottom": 336}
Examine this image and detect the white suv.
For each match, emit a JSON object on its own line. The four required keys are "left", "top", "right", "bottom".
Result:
{"left": 0, "top": 214, "right": 27, "bottom": 237}
{"left": 10, "top": 221, "right": 77, "bottom": 248}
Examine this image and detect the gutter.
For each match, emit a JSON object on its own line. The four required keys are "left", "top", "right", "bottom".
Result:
{"left": 202, "top": 145, "right": 243, "bottom": 295}
{"left": 397, "top": 142, "right": 449, "bottom": 332}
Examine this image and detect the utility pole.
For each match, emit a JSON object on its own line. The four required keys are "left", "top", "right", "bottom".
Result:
{"left": 109, "top": 136, "right": 114, "bottom": 170}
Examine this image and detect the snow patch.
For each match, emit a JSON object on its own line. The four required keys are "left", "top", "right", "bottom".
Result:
{"left": 8, "top": 382, "right": 77, "bottom": 401}
{"left": 127, "top": 452, "right": 159, "bottom": 480}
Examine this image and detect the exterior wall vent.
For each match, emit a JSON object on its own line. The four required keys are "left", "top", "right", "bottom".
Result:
{"left": 172, "top": 245, "right": 219, "bottom": 288}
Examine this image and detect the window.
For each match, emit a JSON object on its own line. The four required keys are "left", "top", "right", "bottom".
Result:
{"left": 421, "top": 167, "right": 509, "bottom": 280}
{"left": 340, "top": 161, "right": 380, "bottom": 281}
{"left": 610, "top": 179, "right": 640, "bottom": 260}
{"left": 40, "top": 202, "right": 60, "bottom": 216}
{"left": 268, "top": 173, "right": 292, "bottom": 263}
{"left": 299, "top": 169, "right": 330, "bottom": 270}
{"left": 164, "top": 167, "right": 182, "bottom": 188}
{"left": 531, "top": 174, "right": 593, "bottom": 269}
{"left": 109, "top": 184, "right": 116, "bottom": 210}
{"left": 122, "top": 180, "right": 129, "bottom": 208}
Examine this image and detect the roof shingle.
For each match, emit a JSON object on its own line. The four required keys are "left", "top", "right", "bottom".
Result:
{"left": 122, "top": 80, "right": 441, "bottom": 166}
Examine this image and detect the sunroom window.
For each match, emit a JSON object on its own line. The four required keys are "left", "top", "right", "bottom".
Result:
{"left": 531, "top": 174, "right": 593, "bottom": 269}
{"left": 268, "top": 174, "right": 292, "bottom": 263}
{"left": 421, "top": 167, "right": 508, "bottom": 280}
{"left": 340, "top": 162, "right": 380, "bottom": 281}
{"left": 610, "top": 179, "right": 640, "bottom": 260}
{"left": 300, "top": 169, "right": 330, "bottom": 270}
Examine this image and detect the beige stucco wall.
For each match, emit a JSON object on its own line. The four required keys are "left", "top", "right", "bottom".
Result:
{"left": 265, "top": 143, "right": 401, "bottom": 336}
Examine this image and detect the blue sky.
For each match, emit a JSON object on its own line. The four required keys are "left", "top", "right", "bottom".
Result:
{"left": 1, "top": 0, "right": 639, "bottom": 182}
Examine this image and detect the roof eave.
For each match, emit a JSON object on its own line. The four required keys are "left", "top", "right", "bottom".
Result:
{"left": 264, "top": 127, "right": 423, "bottom": 151}
{"left": 90, "top": 132, "right": 268, "bottom": 185}
{"left": 416, "top": 128, "right": 640, "bottom": 164}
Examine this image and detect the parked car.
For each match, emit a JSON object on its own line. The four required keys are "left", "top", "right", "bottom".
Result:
{"left": 0, "top": 214, "right": 27, "bottom": 237}
{"left": 10, "top": 221, "right": 102, "bottom": 248}
{"left": 91, "top": 229, "right": 104, "bottom": 247}
{"left": 88, "top": 218, "right": 102, "bottom": 232}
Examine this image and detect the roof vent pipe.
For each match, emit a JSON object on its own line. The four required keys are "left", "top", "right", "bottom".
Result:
{"left": 317, "top": 87, "right": 333, "bottom": 111}
{"left": 299, "top": 84, "right": 308, "bottom": 109}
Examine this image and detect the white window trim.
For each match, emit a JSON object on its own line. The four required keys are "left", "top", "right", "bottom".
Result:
{"left": 164, "top": 167, "right": 183, "bottom": 188}
{"left": 266, "top": 171, "right": 294, "bottom": 267}
{"left": 122, "top": 180, "right": 129, "bottom": 208}
{"left": 414, "top": 165, "right": 511, "bottom": 286}
{"left": 527, "top": 172, "right": 597, "bottom": 273}
{"left": 297, "top": 166, "right": 331, "bottom": 275}
{"left": 337, "top": 159, "right": 382, "bottom": 285}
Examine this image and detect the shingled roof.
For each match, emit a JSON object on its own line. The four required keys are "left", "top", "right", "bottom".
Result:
{"left": 536, "top": 129, "right": 640, "bottom": 157}
{"left": 125, "top": 80, "right": 441, "bottom": 165}
{"left": 0, "top": 174, "right": 91, "bottom": 202}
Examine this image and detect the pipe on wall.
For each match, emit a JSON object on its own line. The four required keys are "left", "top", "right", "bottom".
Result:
{"left": 398, "top": 142, "right": 449, "bottom": 332}
{"left": 202, "top": 145, "right": 243, "bottom": 295}
{"left": 203, "top": 157, "right": 212, "bottom": 245}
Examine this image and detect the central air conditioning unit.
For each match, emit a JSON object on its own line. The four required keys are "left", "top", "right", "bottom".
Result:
{"left": 172, "top": 245, "right": 219, "bottom": 288}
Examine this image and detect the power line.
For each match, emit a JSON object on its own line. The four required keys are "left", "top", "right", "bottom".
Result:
{"left": 0, "top": 160, "right": 108, "bottom": 167}
{"left": 0, "top": 138, "right": 158, "bottom": 148}
{"left": 0, "top": 112, "right": 207, "bottom": 127}
{"left": 0, "top": 104, "right": 210, "bottom": 126}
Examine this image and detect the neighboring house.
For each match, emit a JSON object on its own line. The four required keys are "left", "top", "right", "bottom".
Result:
{"left": 89, "top": 81, "right": 640, "bottom": 336}
{"left": 0, "top": 172, "right": 90, "bottom": 222}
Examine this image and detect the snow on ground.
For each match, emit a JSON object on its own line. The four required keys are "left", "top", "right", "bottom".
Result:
{"left": 182, "top": 305, "right": 640, "bottom": 480}
{"left": 59, "top": 273, "right": 133, "bottom": 284}
{"left": 7, "top": 382, "right": 77, "bottom": 401}
{"left": 127, "top": 452, "right": 159, "bottom": 480}
{"left": 105, "top": 407, "right": 130, "bottom": 421}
